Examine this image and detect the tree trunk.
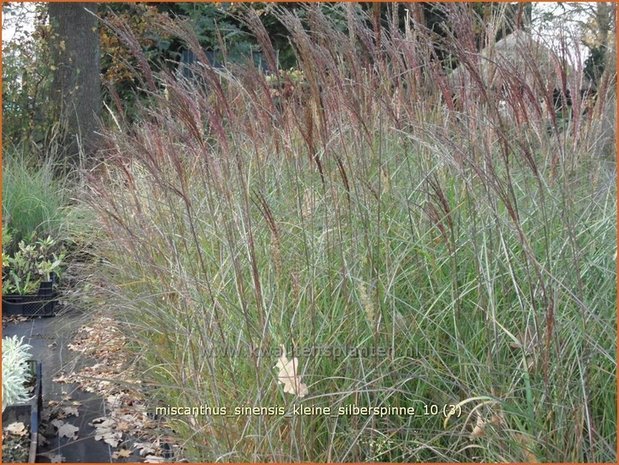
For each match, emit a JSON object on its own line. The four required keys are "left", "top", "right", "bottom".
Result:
{"left": 49, "top": 3, "right": 100, "bottom": 164}
{"left": 595, "top": 2, "right": 612, "bottom": 47}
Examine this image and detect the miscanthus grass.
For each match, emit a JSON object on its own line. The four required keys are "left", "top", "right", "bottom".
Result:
{"left": 78, "top": 3, "right": 616, "bottom": 462}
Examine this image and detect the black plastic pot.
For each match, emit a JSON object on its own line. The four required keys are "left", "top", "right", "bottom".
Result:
{"left": 37, "top": 281, "right": 53, "bottom": 296}
{"left": 2, "top": 281, "right": 57, "bottom": 317}
{"left": 2, "top": 361, "right": 43, "bottom": 463}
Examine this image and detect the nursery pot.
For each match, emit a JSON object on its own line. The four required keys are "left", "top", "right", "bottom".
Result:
{"left": 2, "top": 281, "right": 57, "bottom": 317}
{"left": 37, "top": 273, "right": 57, "bottom": 296}
{"left": 2, "top": 361, "right": 43, "bottom": 463}
{"left": 37, "top": 281, "right": 53, "bottom": 297}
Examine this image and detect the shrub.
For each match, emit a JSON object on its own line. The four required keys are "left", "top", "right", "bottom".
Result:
{"left": 2, "top": 4, "right": 56, "bottom": 149}
{"left": 2, "top": 235, "right": 65, "bottom": 295}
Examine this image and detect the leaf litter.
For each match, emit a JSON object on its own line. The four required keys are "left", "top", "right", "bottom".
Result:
{"left": 50, "top": 313, "right": 183, "bottom": 461}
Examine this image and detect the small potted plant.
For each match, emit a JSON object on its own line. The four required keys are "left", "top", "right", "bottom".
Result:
{"left": 2, "top": 232, "right": 65, "bottom": 317}
{"left": 2, "top": 335, "right": 42, "bottom": 463}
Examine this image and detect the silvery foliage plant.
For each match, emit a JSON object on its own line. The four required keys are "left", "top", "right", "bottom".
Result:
{"left": 2, "top": 335, "right": 33, "bottom": 411}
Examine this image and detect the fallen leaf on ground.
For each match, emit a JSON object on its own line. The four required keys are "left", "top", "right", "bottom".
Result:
{"left": 102, "top": 432, "right": 122, "bottom": 447}
{"left": 94, "top": 428, "right": 122, "bottom": 447}
{"left": 107, "top": 394, "right": 123, "bottom": 408}
{"left": 62, "top": 406, "right": 79, "bottom": 417}
{"left": 112, "top": 449, "right": 132, "bottom": 459}
{"left": 92, "top": 417, "right": 122, "bottom": 447}
{"left": 135, "top": 442, "right": 156, "bottom": 456}
{"left": 91, "top": 417, "right": 114, "bottom": 427}
{"left": 51, "top": 419, "right": 65, "bottom": 428}
{"left": 5, "top": 422, "right": 27, "bottom": 436}
{"left": 115, "top": 420, "right": 132, "bottom": 432}
{"left": 53, "top": 373, "right": 71, "bottom": 384}
{"left": 58, "top": 423, "right": 79, "bottom": 440}
{"left": 144, "top": 455, "right": 165, "bottom": 463}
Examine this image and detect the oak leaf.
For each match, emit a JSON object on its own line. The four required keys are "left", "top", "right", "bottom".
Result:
{"left": 58, "top": 423, "right": 79, "bottom": 440}
{"left": 470, "top": 414, "right": 485, "bottom": 439}
{"left": 274, "top": 345, "right": 308, "bottom": 397}
{"left": 112, "top": 449, "right": 132, "bottom": 459}
{"left": 5, "top": 422, "right": 27, "bottom": 436}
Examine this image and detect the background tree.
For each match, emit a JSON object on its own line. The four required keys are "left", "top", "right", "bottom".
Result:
{"left": 48, "top": 2, "right": 101, "bottom": 164}
{"left": 584, "top": 2, "right": 616, "bottom": 86}
{"left": 2, "top": 3, "right": 54, "bottom": 149}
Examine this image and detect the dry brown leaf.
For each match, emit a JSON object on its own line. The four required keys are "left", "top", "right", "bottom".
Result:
{"left": 469, "top": 414, "right": 485, "bottom": 439}
{"left": 58, "top": 423, "right": 79, "bottom": 440}
{"left": 5, "top": 422, "right": 28, "bottom": 436}
{"left": 96, "top": 430, "right": 122, "bottom": 447}
{"left": 112, "top": 449, "right": 132, "bottom": 459}
{"left": 490, "top": 412, "right": 506, "bottom": 427}
{"left": 53, "top": 373, "right": 71, "bottom": 384}
{"left": 144, "top": 455, "right": 165, "bottom": 463}
{"left": 115, "top": 421, "right": 132, "bottom": 432}
{"left": 135, "top": 442, "right": 156, "bottom": 456}
{"left": 93, "top": 417, "right": 122, "bottom": 447}
{"left": 107, "top": 394, "right": 123, "bottom": 408}
{"left": 51, "top": 419, "right": 65, "bottom": 429}
{"left": 274, "top": 345, "right": 308, "bottom": 397}
{"left": 62, "top": 406, "right": 79, "bottom": 417}
{"left": 105, "top": 434, "right": 122, "bottom": 448}
{"left": 91, "top": 417, "right": 114, "bottom": 427}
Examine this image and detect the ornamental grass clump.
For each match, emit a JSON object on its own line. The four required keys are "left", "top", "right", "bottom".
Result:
{"left": 2, "top": 148, "right": 71, "bottom": 245}
{"left": 2, "top": 336, "right": 33, "bottom": 411}
{"left": 79, "top": 3, "right": 615, "bottom": 462}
